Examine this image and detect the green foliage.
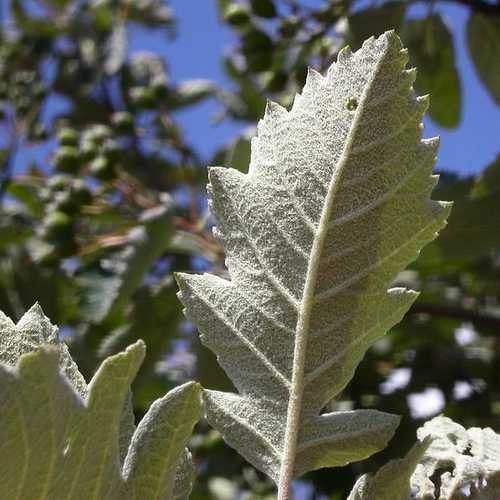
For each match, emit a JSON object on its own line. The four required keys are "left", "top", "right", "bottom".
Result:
{"left": 347, "top": 1, "right": 406, "bottom": 49}
{"left": 467, "top": 13, "right": 500, "bottom": 104}
{"left": 78, "top": 203, "right": 174, "bottom": 324}
{"left": 402, "top": 14, "right": 461, "bottom": 128}
{"left": 0, "top": 304, "right": 202, "bottom": 500}
{"left": 0, "top": 0, "right": 499, "bottom": 498}
{"left": 420, "top": 155, "right": 500, "bottom": 267}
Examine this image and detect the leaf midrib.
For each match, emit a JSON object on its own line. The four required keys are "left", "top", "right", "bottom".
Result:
{"left": 276, "top": 44, "right": 391, "bottom": 500}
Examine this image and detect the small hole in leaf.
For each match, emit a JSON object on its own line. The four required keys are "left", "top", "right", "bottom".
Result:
{"left": 346, "top": 97, "right": 358, "bottom": 111}
{"left": 463, "top": 443, "right": 473, "bottom": 456}
{"left": 430, "top": 464, "right": 455, "bottom": 498}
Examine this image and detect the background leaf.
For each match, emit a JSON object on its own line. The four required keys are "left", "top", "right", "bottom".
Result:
{"left": 348, "top": 2, "right": 406, "bottom": 50}
{"left": 467, "top": 13, "right": 500, "bottom": 104}
{"left": 402, "top": 14, "right": 461, "bottom": 128}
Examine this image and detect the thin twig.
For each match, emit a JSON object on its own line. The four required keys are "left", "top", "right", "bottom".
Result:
{"left": 444, "top": 0, "right": 500, "bottom": 15}
{"left": 0, "top": 137, "right": 20, "bottom": 204}
{"left": 410, "top": 303, "right": 500, "bottom": 334}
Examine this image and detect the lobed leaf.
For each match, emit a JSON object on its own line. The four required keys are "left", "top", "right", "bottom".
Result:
{"left": 0, "top": 305, "right": 202, "bottom": 500}
{"left": 124, "top": 383, "right": 201, "bottom": 499}
{"left": 177, "top": 31, "right": 451, "bottom": 496}
{"left": 0, "top": 303, "right": 87, "bottom": 395}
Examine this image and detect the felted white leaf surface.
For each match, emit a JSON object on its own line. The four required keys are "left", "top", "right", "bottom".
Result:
{"left": 0, "top": 303, "right": 87, "bottom": 395}
{"left": 411, "top": 416, "right": 500, "bottom": 500}
{"left": 0, "top": 305, "right": 201, "bottom": 500}
{"left": 176, "top": 30, "right": 451, "bottom": 496}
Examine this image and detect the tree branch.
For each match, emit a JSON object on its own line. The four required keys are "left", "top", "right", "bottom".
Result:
{"left": 441, "top": 0, "right": 500, "bottom": 15}
{"left": 410, "top": 303, "right": 500, "bottom": 334}
{"left": 348, "top": 0, "right": 500, "bottom": 16}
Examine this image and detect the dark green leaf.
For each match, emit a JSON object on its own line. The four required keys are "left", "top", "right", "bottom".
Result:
{"left": 250, "top": 0, "right": 277, "bottom": 19}
{"left": 402, "top": 14, "right": 461, "bottom": 128}
{"left": 98, "top": 280, "right": 182, "bottom": 407}
{"left": 348, "top": 2, "right": 406, "bottom": 50}
{"left": 0, "top": 215, "right": 33, "bottom": 249}
{"left": 78, "top": 203, "right": 174, "bottom": 323}
{"left": 419, "top": 157, "right": 500, "bottom": 267}
{"left": 0, "top": 250, "right": 78, "bottom": 325}
{"left": 241, "top": 28, "right": 273, "bottom": 54}
{"left": 467, "top": 13, "right": 500, "bottom": 104}
{"left": 223, "top": 4, "right": 251, "bottom": 27}
{"left": 471, "top": 154, "right": 500, "bottom": 199}
{"left": 226, "top": 135, "right": 251, "bottom": 173}
{"left": 223, "top": 80, "right": 267, "bottom": 121}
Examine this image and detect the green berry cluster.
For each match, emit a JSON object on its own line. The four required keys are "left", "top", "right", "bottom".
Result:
{"left": 54, "top": 121, "right": 130, "bottom": 181}
{"left": 39, "top": 175, "right": 93, "bottom": 256}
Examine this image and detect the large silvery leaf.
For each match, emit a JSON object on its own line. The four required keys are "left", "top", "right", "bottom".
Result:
{"left": 411, "top": 416, "right": 500, "bottom": 500}
{"left": 0, "top": 305, "right": 202, "bottom": 500}
{"left": 176, "top": 31, "right": 451, "bottom": 497}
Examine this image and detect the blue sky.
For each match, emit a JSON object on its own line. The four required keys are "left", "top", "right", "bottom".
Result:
{"left": 129, "top": 0, "right": 500, "bottom": 176}
{"left": 11, "top": 1, "right": 499, "bottom": 177}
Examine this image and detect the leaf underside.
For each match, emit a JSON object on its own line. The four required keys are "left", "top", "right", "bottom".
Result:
{"left": 177, "top": 31, "right": 451, "bottom": 486}
{"left": 411, "top": 417, "right": 500, "bottom": 500}
{"left": 0, "top": 304, "right": 201, "bottom": 500}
